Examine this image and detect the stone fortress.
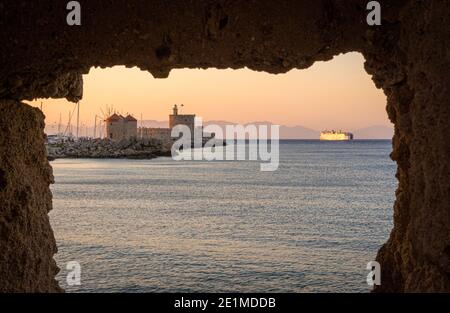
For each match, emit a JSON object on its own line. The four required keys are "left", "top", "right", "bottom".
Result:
{"left": 105, "top": 105, "right": 206, "bottom": 146}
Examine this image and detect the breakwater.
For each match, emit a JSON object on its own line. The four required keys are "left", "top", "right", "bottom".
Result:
{"left": 47, "top": 138, "right": 171, "bottom": 160}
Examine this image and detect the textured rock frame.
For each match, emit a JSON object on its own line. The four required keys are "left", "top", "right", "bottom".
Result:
{"left": 0, "top": 0, "right": 449, "bottom": 292}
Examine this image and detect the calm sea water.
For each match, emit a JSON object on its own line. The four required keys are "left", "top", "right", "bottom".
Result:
{"left": 49, "top": 140, "right": 396, "bottom": 293}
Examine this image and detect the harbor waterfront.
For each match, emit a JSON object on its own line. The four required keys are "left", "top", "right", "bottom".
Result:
{"left": 50, "top": 140, "right": 395, "bottom": 293}
{"left": 46, "top": 137, "right": 171, "bottom": 160}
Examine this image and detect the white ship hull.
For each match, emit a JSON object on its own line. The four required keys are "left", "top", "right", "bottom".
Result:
{"left": 320, "top": 132, "right": 353, "bottom": 141}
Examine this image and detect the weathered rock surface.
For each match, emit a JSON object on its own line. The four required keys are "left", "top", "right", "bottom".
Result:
{"left": 363, "top": 1, "right": 450, "bottom": 292}
{"left": 0, "top": 100, "right": 61, "bottom": 292}
{"left": 0, "top": 0, "right": 448, "bottom": 292}
{"left": 48, "top": 138, "right": 171, "bottom": 160}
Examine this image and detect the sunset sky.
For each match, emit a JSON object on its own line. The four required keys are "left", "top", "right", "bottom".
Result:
{"left": 26, "top": 52, "right": 390, "bottom": 131}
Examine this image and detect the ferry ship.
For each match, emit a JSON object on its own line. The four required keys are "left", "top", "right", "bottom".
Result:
{"left": 320, "top": 130, "right": 354, "bottom": 141}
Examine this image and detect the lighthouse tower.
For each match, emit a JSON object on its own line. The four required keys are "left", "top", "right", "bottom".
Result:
{"left": 169, "top": 104, "right": 195, "bottom": 136}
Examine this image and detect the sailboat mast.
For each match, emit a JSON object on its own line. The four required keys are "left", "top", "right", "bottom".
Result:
{"left": 76, "top": 101, "right": 80, "bottom": 139}
{"left": 58, "top": 113, "right": 62, "bottom": 136}
{"left": 94, "top": 116, "right": 97, "bottom": 139}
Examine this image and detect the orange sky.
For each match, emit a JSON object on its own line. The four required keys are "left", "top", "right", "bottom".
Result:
{"left": 26, "top": 52, "right": 390, "bottom": 131}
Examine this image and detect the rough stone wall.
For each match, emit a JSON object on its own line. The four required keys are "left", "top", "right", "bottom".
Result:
{"left": 0, "top": 0, "right": 375, "bottom": 101}
{"left": 0, "top": 100, "right": 61, "bottom": 292}
{"left": 106, "top": 119, "right": 125, "bottom": 141}
{"left": 139, "top": 127, "right": 173, "bottom": 149}
{"left": 0, "top": 0, "right": 448, "bottom": 292}
{"left": 363, "top": 0, "right": 450, "bottom": 292}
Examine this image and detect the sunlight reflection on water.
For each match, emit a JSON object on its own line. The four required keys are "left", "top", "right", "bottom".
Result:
{"left": 50, "top": 140, "right": 395, "bottom": 292}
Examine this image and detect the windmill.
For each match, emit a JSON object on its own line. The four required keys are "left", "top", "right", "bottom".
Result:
{"left": 95, "top": 105, "right": 114, "bottom": 139}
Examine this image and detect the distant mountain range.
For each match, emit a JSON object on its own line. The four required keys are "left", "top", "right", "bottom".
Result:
{"left": 204, "top": 121, "right": 393, "bottom": 140}
{"left": 351, "top": 125, "right": 394, "bottom": 139}
{"left": 139, "top": 120, "right": 393, "bottom": 139}
{"left": 140, "top": 120, "right": 169, "bottom": 128}
{"left": 46, "top": 119, "right": 393, "bottom": 139}
{"left": 202, "top": 120, "right": 317, "bottom": 139}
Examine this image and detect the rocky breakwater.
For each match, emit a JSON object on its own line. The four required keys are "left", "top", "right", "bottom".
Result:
{"left": 47, "top": 138, "right": 172, "bottom": 160}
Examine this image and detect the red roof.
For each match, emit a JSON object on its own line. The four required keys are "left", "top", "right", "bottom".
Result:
{"left": 125, "top": 114, "right": 137, "bottom": 122}
{"left": 105, "top": 113, "right": 123, "bottom": 122}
